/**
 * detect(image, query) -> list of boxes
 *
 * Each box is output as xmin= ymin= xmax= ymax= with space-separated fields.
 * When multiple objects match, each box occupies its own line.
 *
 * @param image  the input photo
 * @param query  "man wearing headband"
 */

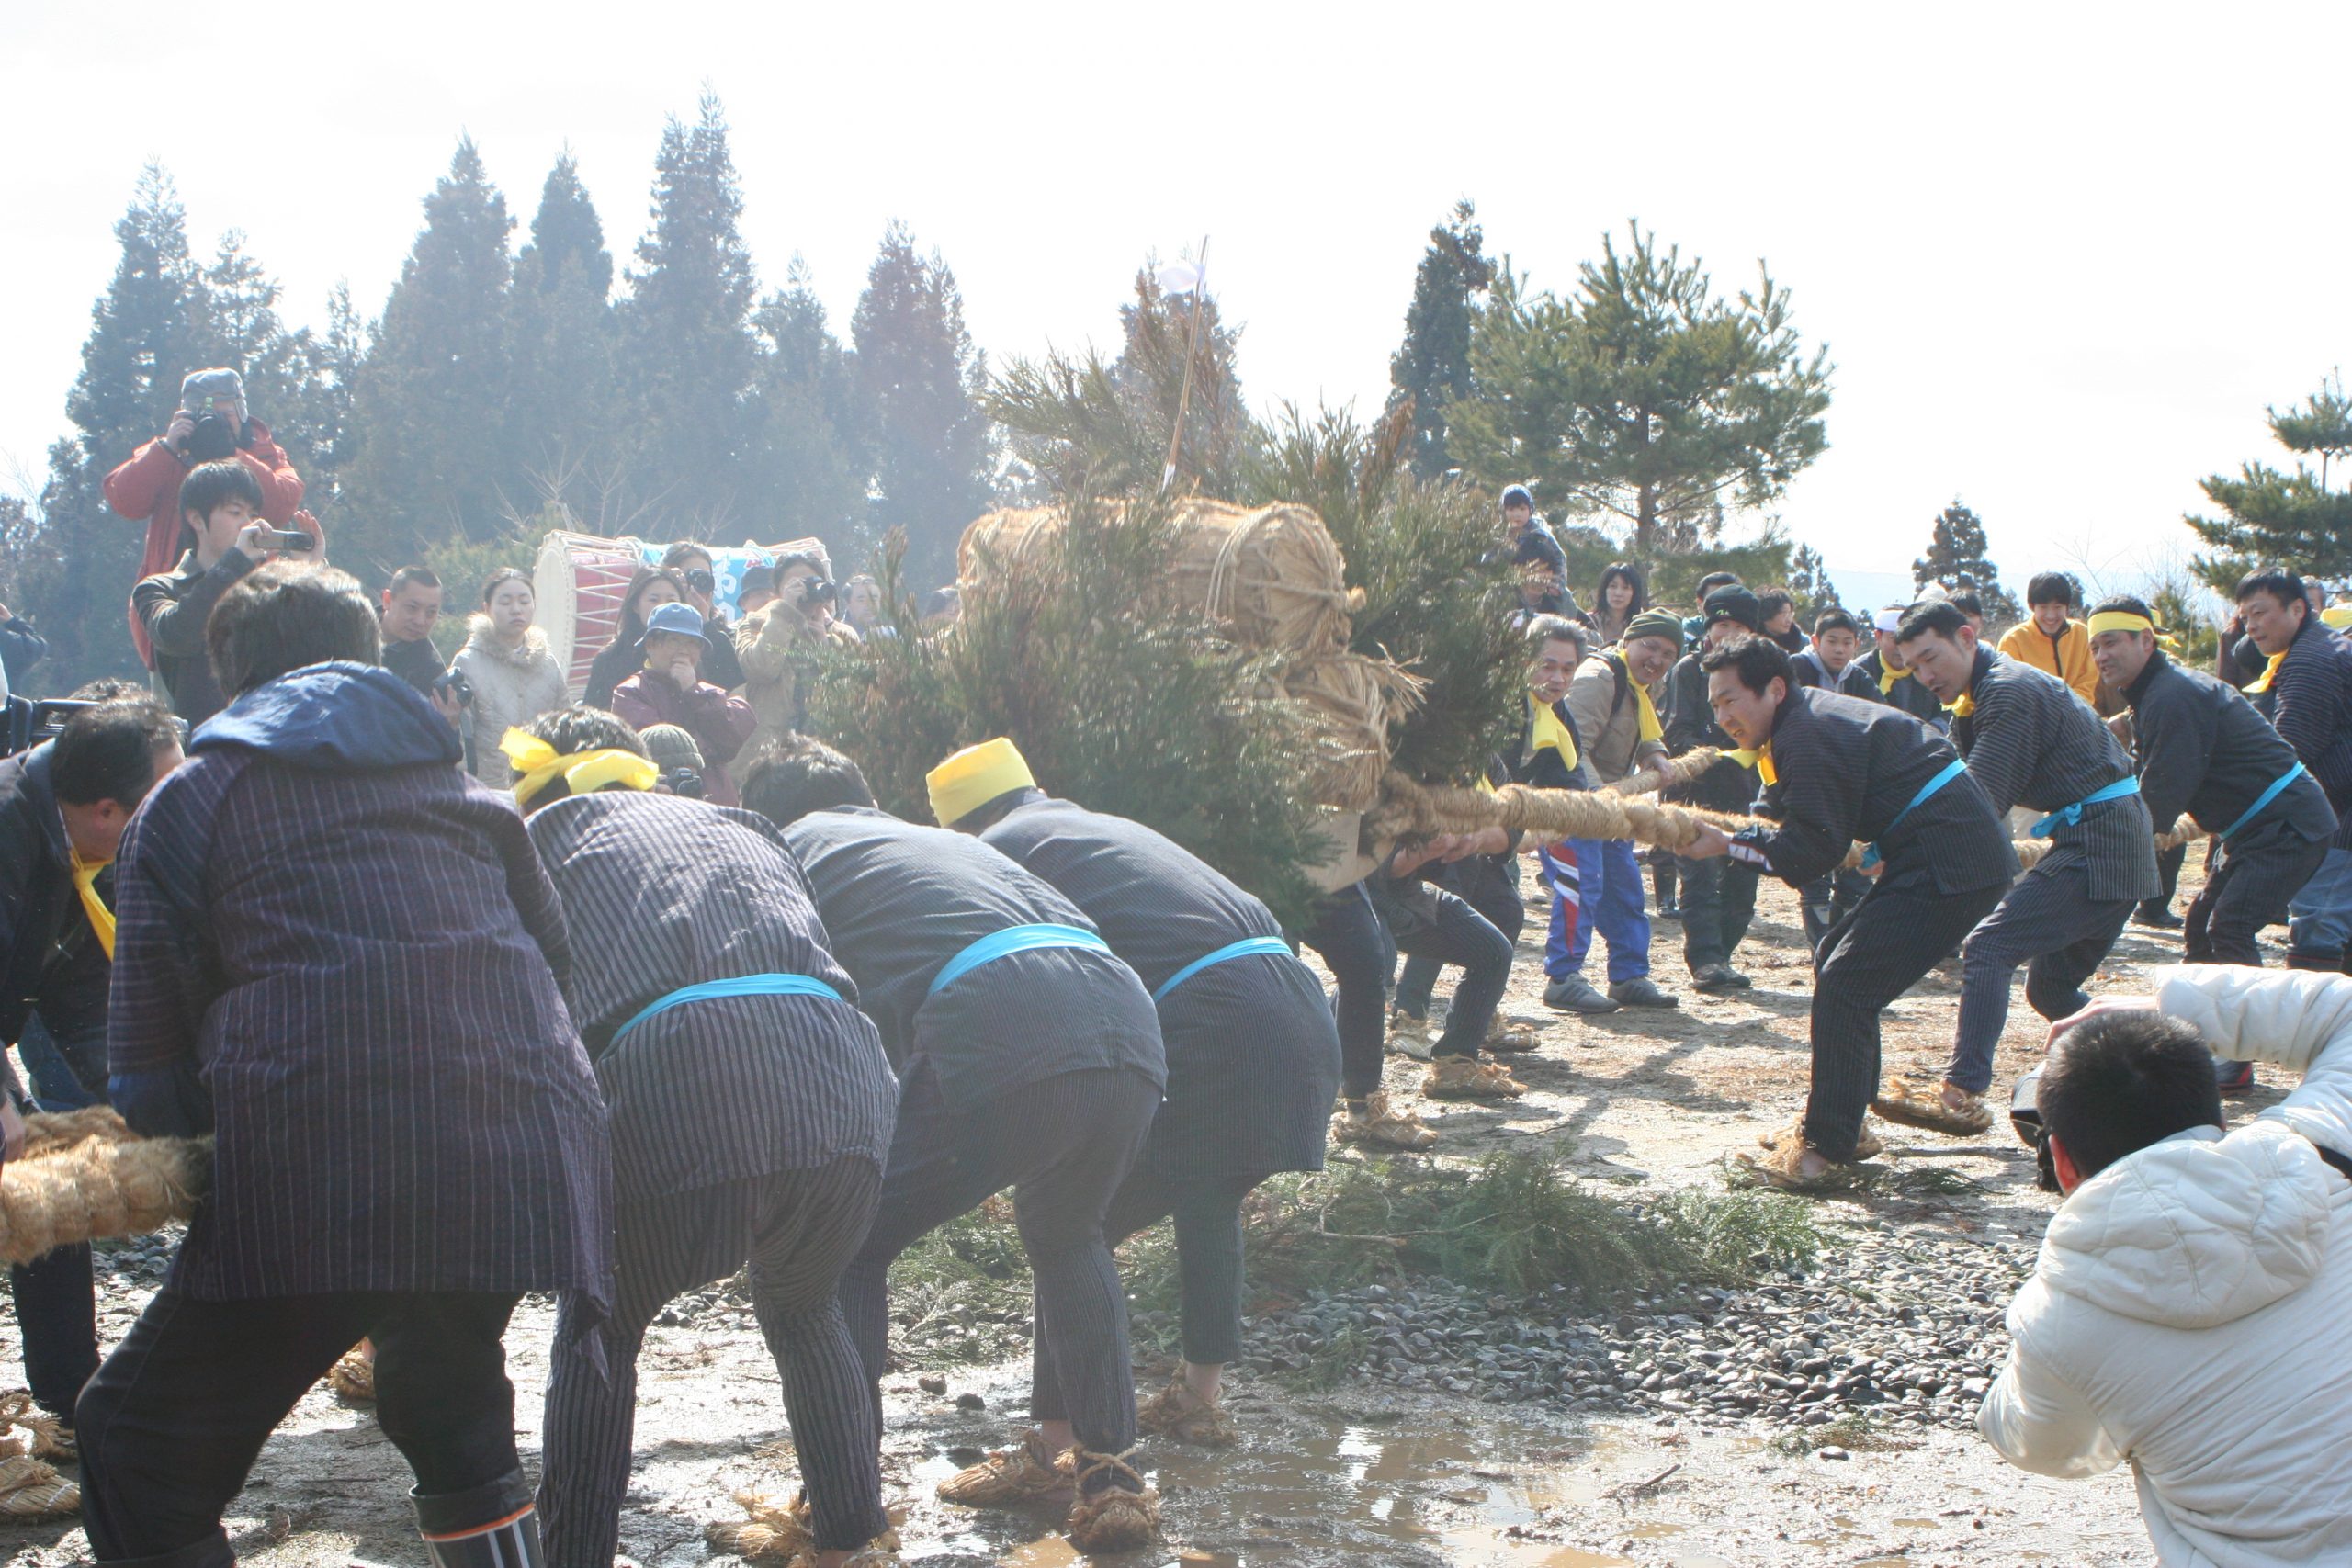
xmin=1887 ymin=602 xmax=2158 ymax=1136
xmin=509 ymin=711 xmax=899 ymax=1568
xmin=1857 ymin=604 xmax=1945 ymax=727
xmin=738 ymin=738 xmax=1167 ymax=1554
xmin=930 ymin=738 xmax=1340 ymax=1446
xmin=2233 ymin=570 xmax=2352 ymax=994
xmin=1683 ymin=636 xmax=2014 ymax=1190
xmin=2087 ymin=594 xmax=2338 ymax=1089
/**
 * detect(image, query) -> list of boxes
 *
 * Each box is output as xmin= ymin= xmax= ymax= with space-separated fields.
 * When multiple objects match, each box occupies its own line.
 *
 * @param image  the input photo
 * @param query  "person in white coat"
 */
xmin=1982 ymin=964 xmax=2352 ymax=1567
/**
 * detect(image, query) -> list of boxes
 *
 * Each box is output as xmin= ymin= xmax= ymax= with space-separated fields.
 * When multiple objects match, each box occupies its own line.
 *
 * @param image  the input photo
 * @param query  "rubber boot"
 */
xmin=415 ymin=1472 xmax=542 ymax=1568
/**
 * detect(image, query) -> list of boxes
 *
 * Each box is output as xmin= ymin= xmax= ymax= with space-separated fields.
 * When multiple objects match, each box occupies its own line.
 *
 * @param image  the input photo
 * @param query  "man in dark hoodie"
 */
xmin=81 ymin=563 xmax=613 ymax=1568
xmin=1663 ymin=586 xmax=1767 ymax=990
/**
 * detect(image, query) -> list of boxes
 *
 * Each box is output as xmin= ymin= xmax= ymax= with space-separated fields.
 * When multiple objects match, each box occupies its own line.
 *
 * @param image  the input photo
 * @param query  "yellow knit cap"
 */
xmin=927 ymin=737 xmax=1036 ymax=826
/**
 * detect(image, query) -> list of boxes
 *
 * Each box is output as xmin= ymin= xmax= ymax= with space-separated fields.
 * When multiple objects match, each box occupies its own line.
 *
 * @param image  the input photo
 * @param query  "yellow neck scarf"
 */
xmin=2245 ymin=650 xmax=2289 ymax=696
xmin=502 ymin=729 xmax=662 ymax=810
xmin=1724 ymin=743 xmax=1777 ymax=786
xmin=1528 ymin=694 xmax=1579 ymax=771
xmin=70 ymin=852 xmax=115 ymax=961
xmin=1946 ymin=690 xmax=1975 ymax=718
xmin=1607 ymin=654 xmax=1664 ymax=742
xmin=1875 ymin=657 xmax=1912 ymax=695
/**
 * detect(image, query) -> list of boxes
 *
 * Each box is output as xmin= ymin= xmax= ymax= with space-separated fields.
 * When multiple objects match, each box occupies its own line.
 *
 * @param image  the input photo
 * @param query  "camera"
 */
xmin=662 ymin=767 xmax=706 ymax=800
xmin=186 ymin=412 xmax=239 ymax=463
xmin=261 ymin=529 xmax=314 ymax=552
xmin=434 ymin=668 xmax=474 ymax=707
xmin=798 ymin=576 xmax=839 ymax=607
xmin=684 ymin=569 xmax=717 ymax=596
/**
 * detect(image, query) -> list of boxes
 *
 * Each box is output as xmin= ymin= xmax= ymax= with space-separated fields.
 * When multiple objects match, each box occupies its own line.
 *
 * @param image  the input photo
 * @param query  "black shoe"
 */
xmin=2215 ymin=1059 xmax=2256 ymax=1094
xmin=1691 ymin=964 xmax=1751 ymax=993
xmin=1609 ymin=976 xmax=1680 ymax=1009
xmin=1655 ymin=898 xmax=1681 ymax=920
xmin=2132 ymin=905 xmax=2185 ymax=931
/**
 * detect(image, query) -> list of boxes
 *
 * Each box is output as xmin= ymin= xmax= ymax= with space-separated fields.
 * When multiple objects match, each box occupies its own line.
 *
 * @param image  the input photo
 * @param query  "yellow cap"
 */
xmin=927 ymin=737 xmax=1036 ymax=826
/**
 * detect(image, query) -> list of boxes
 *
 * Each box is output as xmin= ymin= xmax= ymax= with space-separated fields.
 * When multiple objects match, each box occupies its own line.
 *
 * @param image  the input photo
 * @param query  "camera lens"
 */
xmin=686 ymin=570 xmax=716 ymax=594
xmin=807 ymin=578 xmax=839 ymax=604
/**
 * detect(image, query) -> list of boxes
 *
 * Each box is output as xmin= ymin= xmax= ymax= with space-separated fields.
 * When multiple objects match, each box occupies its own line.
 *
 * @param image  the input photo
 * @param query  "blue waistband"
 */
xmin=1861 ymin=757 xmax=1969 ymax=871
xmin=2220 ymin=761 xmax=2309 ymax=841
xmin=1151 ymin=934 xmax=1295 ymax=1004
xmin=2030 ymin=774 xmax=2142 ymax=838
xmin=611 ymin=973 xmax=844 ymax=1045
xmin=927 ymin=923 xmax=1113 ymax=998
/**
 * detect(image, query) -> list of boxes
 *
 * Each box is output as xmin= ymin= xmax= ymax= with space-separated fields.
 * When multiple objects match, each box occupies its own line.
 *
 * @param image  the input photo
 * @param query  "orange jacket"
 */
xmin=105 ymin=420 xmax=311 ymax=666
xmin=1995 ymin=618 xmax=2104 ymax=708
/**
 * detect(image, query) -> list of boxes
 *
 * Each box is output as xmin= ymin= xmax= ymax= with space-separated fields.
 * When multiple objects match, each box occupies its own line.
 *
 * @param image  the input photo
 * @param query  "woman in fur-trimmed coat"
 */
xmin=451 ymin=570 xmax=571 ymax=789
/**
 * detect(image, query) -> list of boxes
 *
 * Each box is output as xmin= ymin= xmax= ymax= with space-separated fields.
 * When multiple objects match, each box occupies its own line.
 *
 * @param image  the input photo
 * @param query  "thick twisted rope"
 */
xmin=0 ymin=1108 xmax=209 ymax=1267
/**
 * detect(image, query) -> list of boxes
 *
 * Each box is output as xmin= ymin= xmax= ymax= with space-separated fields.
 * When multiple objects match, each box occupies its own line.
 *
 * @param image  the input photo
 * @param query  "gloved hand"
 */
xmin=107 ymin=1062 xmax=214 ymax=1139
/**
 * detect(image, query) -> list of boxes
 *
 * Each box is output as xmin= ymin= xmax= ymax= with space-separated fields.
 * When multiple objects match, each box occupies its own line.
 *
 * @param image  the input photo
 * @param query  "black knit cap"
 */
xmin=1703 ymin=584 xmax=1762 ymax=633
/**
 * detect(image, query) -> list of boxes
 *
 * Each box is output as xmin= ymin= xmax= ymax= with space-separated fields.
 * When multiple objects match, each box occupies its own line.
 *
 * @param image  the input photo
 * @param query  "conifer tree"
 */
xmin=1113 ymin=261 xmax=1250 ymax=498
xmin=508 ymin=152 xmax=620 ymax=522
xmin=1912 ymin=498 xmax=2019 ymax=622
xmin=850 ymin=222 xmax=994 ymax=586
xmin=618 ymin=94 xmax=759 ymax=531
xmin=750 ymin=259 xmax=867 ymax=550
xmin=188 ymin=230 xmax=334 ymax=492
xmin=1386 ymin=199 xmax=1492 ymax=478
xmin=1785 ymin=540 xmax=1842 ymax=623
xmin=340 ymin=138 xmax=516 ymax=568
xmin=2187 ymin=373 xmax=2352 ymax=588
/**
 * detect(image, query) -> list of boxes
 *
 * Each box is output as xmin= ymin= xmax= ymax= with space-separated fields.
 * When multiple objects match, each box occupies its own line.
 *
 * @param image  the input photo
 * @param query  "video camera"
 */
xmin=2 ymin=697 xmax=191 ymax=759
xmin=185 ymin=412 xmax=240 ymax=463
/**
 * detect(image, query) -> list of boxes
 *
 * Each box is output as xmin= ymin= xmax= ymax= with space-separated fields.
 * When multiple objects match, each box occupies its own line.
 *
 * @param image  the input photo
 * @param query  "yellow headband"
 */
xmin=502 ymin=729 xmax=662 ymax=810
xmin=2086 ymin=610 xmax=2159 ymax=637
xmin=927 ymin=737 xmax=1036 ymax=826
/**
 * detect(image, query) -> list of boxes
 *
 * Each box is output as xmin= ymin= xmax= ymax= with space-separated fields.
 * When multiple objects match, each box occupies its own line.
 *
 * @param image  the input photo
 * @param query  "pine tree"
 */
xmin=1912 ymin=499 xmax=2021 ymax=623
xmin=749 ymin=258 xmax=868 ymax=552
xmin=1113 ymin=260 xmax=1249 ymax=498
xmin=2187 ymin=373 xmax=2352 ymax=589
xmin=188 ymin=230 xmax=334 ymax=498
xmin=508 ymin=152 xmax=621 ymax=525
xmin=850 ymin=222 xmax=994 ymax=587
xmin=618 ymin=93 xmax=759 ymax=532
xmin=340 ymin=138 xmax=516 ymax=570
xmin=1450 ymin=223 xmax=1833 ymax=559
xmin=27 ymin=164 xmax=209 ymax=687
xmin=1386 ymin=199 xmax=1493 ymax=478
xmin=1785 ymin=540 xmax=1841 ymax=622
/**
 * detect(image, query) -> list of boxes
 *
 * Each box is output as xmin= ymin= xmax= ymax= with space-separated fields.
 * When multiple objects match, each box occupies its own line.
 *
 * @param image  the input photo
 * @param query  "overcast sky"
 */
xmin=6 ymin=3 xmax=2345 ymax=599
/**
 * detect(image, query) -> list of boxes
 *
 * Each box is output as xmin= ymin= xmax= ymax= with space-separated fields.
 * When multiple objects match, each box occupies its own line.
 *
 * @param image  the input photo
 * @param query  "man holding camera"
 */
xmin=739 ymin=553 xmax=855 ymax=753
xmin=132 ymin=460 xmax=318 ymax=727
xmin=105 ymin=368 xmax=311 ymax=668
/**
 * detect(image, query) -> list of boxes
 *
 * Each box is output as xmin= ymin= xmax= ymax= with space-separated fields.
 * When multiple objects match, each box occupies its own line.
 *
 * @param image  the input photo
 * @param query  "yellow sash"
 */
xmin=502 ymin=730 xmax=662 ymax=809
xmin=1875 ymin=658 xmax=1912 ymax=695
xmin=71 ymin=852 xmax=115 ymax=961
xmin=2245 ymin=651 xmax=2288 ymax=696
xmin=1724 ymin=744 xmax=1777 ymax=787
xmin=1529 ymin=694 xmax=1579 ymax=771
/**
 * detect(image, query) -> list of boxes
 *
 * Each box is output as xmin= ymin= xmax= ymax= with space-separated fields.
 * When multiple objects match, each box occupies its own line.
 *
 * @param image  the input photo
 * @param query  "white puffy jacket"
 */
xmin=1980 ymin=964 xmax=2352 ymax=1567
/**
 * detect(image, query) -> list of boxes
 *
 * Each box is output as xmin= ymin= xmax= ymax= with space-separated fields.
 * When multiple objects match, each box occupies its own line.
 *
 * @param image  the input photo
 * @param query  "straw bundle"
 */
xmin=1368 ymin=773 xmax=1756 ymax=854
xmin=706 ymin=1492 xmax=901 ymax=1567
xmin=1283 ymin=654 xmax=1426 ymax=811
xmin=1607 ymin=748 xmax=1728 ymax=797
xmin=0 ymin=1109 xmax=209 ymax=1267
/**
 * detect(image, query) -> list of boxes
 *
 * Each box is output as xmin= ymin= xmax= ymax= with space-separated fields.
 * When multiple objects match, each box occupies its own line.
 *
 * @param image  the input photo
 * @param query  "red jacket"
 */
xmin=105 ymin=420 xmax=311 ymax=665
xmin=610 ymin=671 xmax=757 ymax=806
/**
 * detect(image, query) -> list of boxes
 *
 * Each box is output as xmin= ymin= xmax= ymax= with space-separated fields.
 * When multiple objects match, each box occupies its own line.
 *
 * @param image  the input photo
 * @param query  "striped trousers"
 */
xmin=539 ymin=1157 xmax=886 ymax=1561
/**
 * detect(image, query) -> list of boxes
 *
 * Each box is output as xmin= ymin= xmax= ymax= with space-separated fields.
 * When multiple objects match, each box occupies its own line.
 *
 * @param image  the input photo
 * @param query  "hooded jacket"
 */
xmin=451 ymin=615 xmax=570 ymax=789
xmin=107 ymin=663 xmax=611 ymax=1303
xmin=0 ymin=744 xmax=110 ymax=1100
xmin=1981 ymin=964 xmax=2352 ymax=1567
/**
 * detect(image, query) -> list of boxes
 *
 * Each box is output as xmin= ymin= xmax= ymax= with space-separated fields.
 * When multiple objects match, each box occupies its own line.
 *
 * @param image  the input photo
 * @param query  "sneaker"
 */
xmin=1387 ymin=1010 xmax=1435 ymax=1061
xmin=1690 ymin=964 xmax=1751 ymax=993
xmin=2215 ymin=1059 xmax=2256 ymax=1094
xmin=935 ymin=1428 xmax=1071 ymax=1507
xmin=1422 ymin=1055 xmax=1526 ymax=1100
xmin=1543 ymin=976 xmax=1621 ymax=1014
xmin=1608 ymin=977 xmax=1680 ymax=1009
xmin=2132 ymin=905 xmax=2186 ymax=931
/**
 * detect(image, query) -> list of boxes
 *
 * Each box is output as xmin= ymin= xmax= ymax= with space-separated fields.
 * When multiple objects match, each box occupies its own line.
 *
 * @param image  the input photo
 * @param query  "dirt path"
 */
xmin=1 ymin=867 xmax=2254 ymax=1566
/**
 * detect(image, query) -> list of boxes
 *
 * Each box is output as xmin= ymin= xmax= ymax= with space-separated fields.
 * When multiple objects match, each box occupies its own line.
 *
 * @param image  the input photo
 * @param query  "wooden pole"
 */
xmin=1159 ymin=236 xmax=1211 ymax=495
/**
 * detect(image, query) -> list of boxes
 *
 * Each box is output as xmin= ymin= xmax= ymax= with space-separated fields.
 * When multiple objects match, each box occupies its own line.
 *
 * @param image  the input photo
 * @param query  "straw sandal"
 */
xmin=704 ymin=1491 xmax=902 ymax=1566
xmin=1387 ymin=1010 xmax=1435 ymax=1061
xmin=1063 ymin=1449 xmax=1161 ymax=1552
xmin=1484 ymin=1019 xmax=1542 ymax=1054
xmin=1734 ymin=1137 xmax=1862 ymax=1194
xmin=326 ymin=1347 xmax=375 ymax=1403
xmin=1871 ymin=1075 xmax=1995 ymax=1137
xmin=1758 ymin=1118 xmax=1883 ymax=1161
xmin=1136 ymin=1378 xmax=1238 ymax=1447
xmin=1422 ymin=1055 xmax=1526 ymax=1100
xmin=0 ymin=1453 xmax=77 ymax=1520
xmin=0 ymin=1393 xmax=74 ymax=1463
xmin=935 ymin=1428 xmax=1071 ymax=1507
xmin=1331 ymin=1091 xmax=1438 ymax=1151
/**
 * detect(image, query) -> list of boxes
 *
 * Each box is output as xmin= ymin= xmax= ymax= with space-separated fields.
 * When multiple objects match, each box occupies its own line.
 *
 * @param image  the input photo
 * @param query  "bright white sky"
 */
xmin=6 ymin=2 xmax=2346 ymax=602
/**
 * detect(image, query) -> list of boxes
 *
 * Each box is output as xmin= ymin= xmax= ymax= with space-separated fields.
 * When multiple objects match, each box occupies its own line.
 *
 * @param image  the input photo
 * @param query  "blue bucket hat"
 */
xmin=638 ymin=601 xmax=711 ymax=648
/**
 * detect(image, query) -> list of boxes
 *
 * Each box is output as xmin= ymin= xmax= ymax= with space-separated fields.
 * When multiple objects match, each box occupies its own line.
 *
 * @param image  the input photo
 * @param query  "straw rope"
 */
xmin=0 ymin=1108 xmax=209 ymax=1267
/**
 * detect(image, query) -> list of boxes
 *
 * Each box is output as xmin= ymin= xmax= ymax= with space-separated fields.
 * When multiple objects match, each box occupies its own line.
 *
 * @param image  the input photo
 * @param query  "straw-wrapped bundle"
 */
xmin=1607 ymin=748 xmax=1728 ymax=798
xmin=0 ymin=1108 xmax=209 ymax=1267
xmin=1368 ymin=772 xmax=1757 ymax=855
xmin=1283 ymin=654 xmax=1426 ymax=811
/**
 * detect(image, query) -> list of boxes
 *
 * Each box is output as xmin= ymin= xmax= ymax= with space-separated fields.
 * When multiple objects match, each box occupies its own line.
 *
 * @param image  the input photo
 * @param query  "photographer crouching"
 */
xmin=739 ymin=553 xmax=859 ymax=753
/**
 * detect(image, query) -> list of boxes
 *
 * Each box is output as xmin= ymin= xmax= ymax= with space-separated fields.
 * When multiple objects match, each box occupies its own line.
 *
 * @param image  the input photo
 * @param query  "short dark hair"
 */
xmin=740 ymin=736 xmax=876 ymax=826
xmin=2026 ymin=571 xmax=2076 ymax=608
xmin=2039 ymin=1010 xmax=2223 ymax=1179
xmin=1757 ymin=586 xmax=1794 ymax=621
xmin=177 ymin=459 xmax=264 ymax=527
xmin=523 ymin=705 xmax=648 ymax=761
xmin=2235 ymin=568 xmax=2308 ymax=610
xmin=51 ymin=699 xmax=178 ymax=807
xmin=1813 ymin=608 xmax=1858 ymax=638
xmin=1523 ymin=614 xmax=1586 ymax=654
xmin=1946 ymin=591 xmax=1983 ymax=619
xmin=1894 ymin=600 xmax=1971 ymax=647
xmin=480 ymin=567 xmax=531 ymax=605
xmin=1695 ymin=570 xmax=1742 ymax=599
xmin=69 ymin=677 xmax=145 ymax=702
xmin=208 ymin=563 xmax=383 ymax=697
xmin=388 ymin=566 xmax=441 ymax=595
xmin=660 ymin=542 xmax=714 ymax=570
xmin=774 ymin=552 xmax=822 ymax=580
xmin=1698 ymin=632 xmax=1792 ymax=694
xmin=2091 ymin=592 xmax=2156 ymax=623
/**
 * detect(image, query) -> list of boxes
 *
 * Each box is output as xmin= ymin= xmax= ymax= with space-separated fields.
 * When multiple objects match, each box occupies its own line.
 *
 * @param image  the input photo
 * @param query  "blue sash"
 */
xmin=927 ymin=923 xmax=1113 ymax=998
xmin=2030 ymin=774 xmax=2141 ymax=838
xmin=1151 ymin=935 xmax=1295 ymax=1004
xmin=2219 ymin=761 xmax=2309 ymax=841
xmin=611 ymin=973 xmax=844 ymax=1045
xmin=1860 ymin=757 xmax=1969 ymax=871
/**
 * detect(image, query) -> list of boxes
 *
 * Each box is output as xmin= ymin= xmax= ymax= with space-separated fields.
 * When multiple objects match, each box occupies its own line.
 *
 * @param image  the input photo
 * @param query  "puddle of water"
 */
xmin=1625 ymin=1520 xmax=1687 ymax=1538
xmin=1892 ymin=1516 xmax=1940 ymax=1528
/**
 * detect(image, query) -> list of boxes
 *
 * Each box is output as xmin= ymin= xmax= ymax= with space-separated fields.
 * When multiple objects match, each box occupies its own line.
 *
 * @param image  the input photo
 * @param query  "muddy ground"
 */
xmin=2 ymin=865 xmax=2267 ymax=1567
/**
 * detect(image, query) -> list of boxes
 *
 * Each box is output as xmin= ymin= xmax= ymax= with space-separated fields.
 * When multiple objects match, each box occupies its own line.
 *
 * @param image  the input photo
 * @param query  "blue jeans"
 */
xmin=2287 ymin=846 xmax=2352 ymax=962
xmin=1544 ymin=839 xmax=1651 ymax=983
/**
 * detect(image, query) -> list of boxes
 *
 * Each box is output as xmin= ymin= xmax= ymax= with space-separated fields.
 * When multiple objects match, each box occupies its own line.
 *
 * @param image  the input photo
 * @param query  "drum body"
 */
xmin=535 ymin=532 xmax=642 ymax=699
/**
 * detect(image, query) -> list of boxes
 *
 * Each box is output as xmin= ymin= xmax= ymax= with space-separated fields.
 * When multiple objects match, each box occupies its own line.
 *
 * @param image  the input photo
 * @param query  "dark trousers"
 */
xmin=838 ymin=1066 xmax=1158 ymax=1459
xmin=542 ymin=1159 xmax=886 ymax=1561
xmin=1300 ymin=886 xmax=1389 ymax=1100
xmin=1799 ymin=867 xmax=1871 ymax=953
xmin=1305 ymin=882 xmax=1510 ymax=1093
xmin=1373 ymin=881 xmax=1512 ymax=1064
xmin=10 ymin=1013 xmax=101 ymax=1418
xmin=1395 ymin=853 xmax=1524 ymax=1021
xmin=1031 ymin=1164 xmax=1262 ymax=1421
xmin=1949 ymin=860 xmax=2135 ymax=1094
xmin=1804 ymin=866 xmax=2007 ymax=1161
xmin=1675 ymin=853 xmax=1758 ymax=972
xmin=2143 ymin=840 xmax=2187 ymax=913
xmin=78 ymin=1290 xmax=521 ymax=1563
xmin=2188 ymin=830 xmax=2331 ymax=966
